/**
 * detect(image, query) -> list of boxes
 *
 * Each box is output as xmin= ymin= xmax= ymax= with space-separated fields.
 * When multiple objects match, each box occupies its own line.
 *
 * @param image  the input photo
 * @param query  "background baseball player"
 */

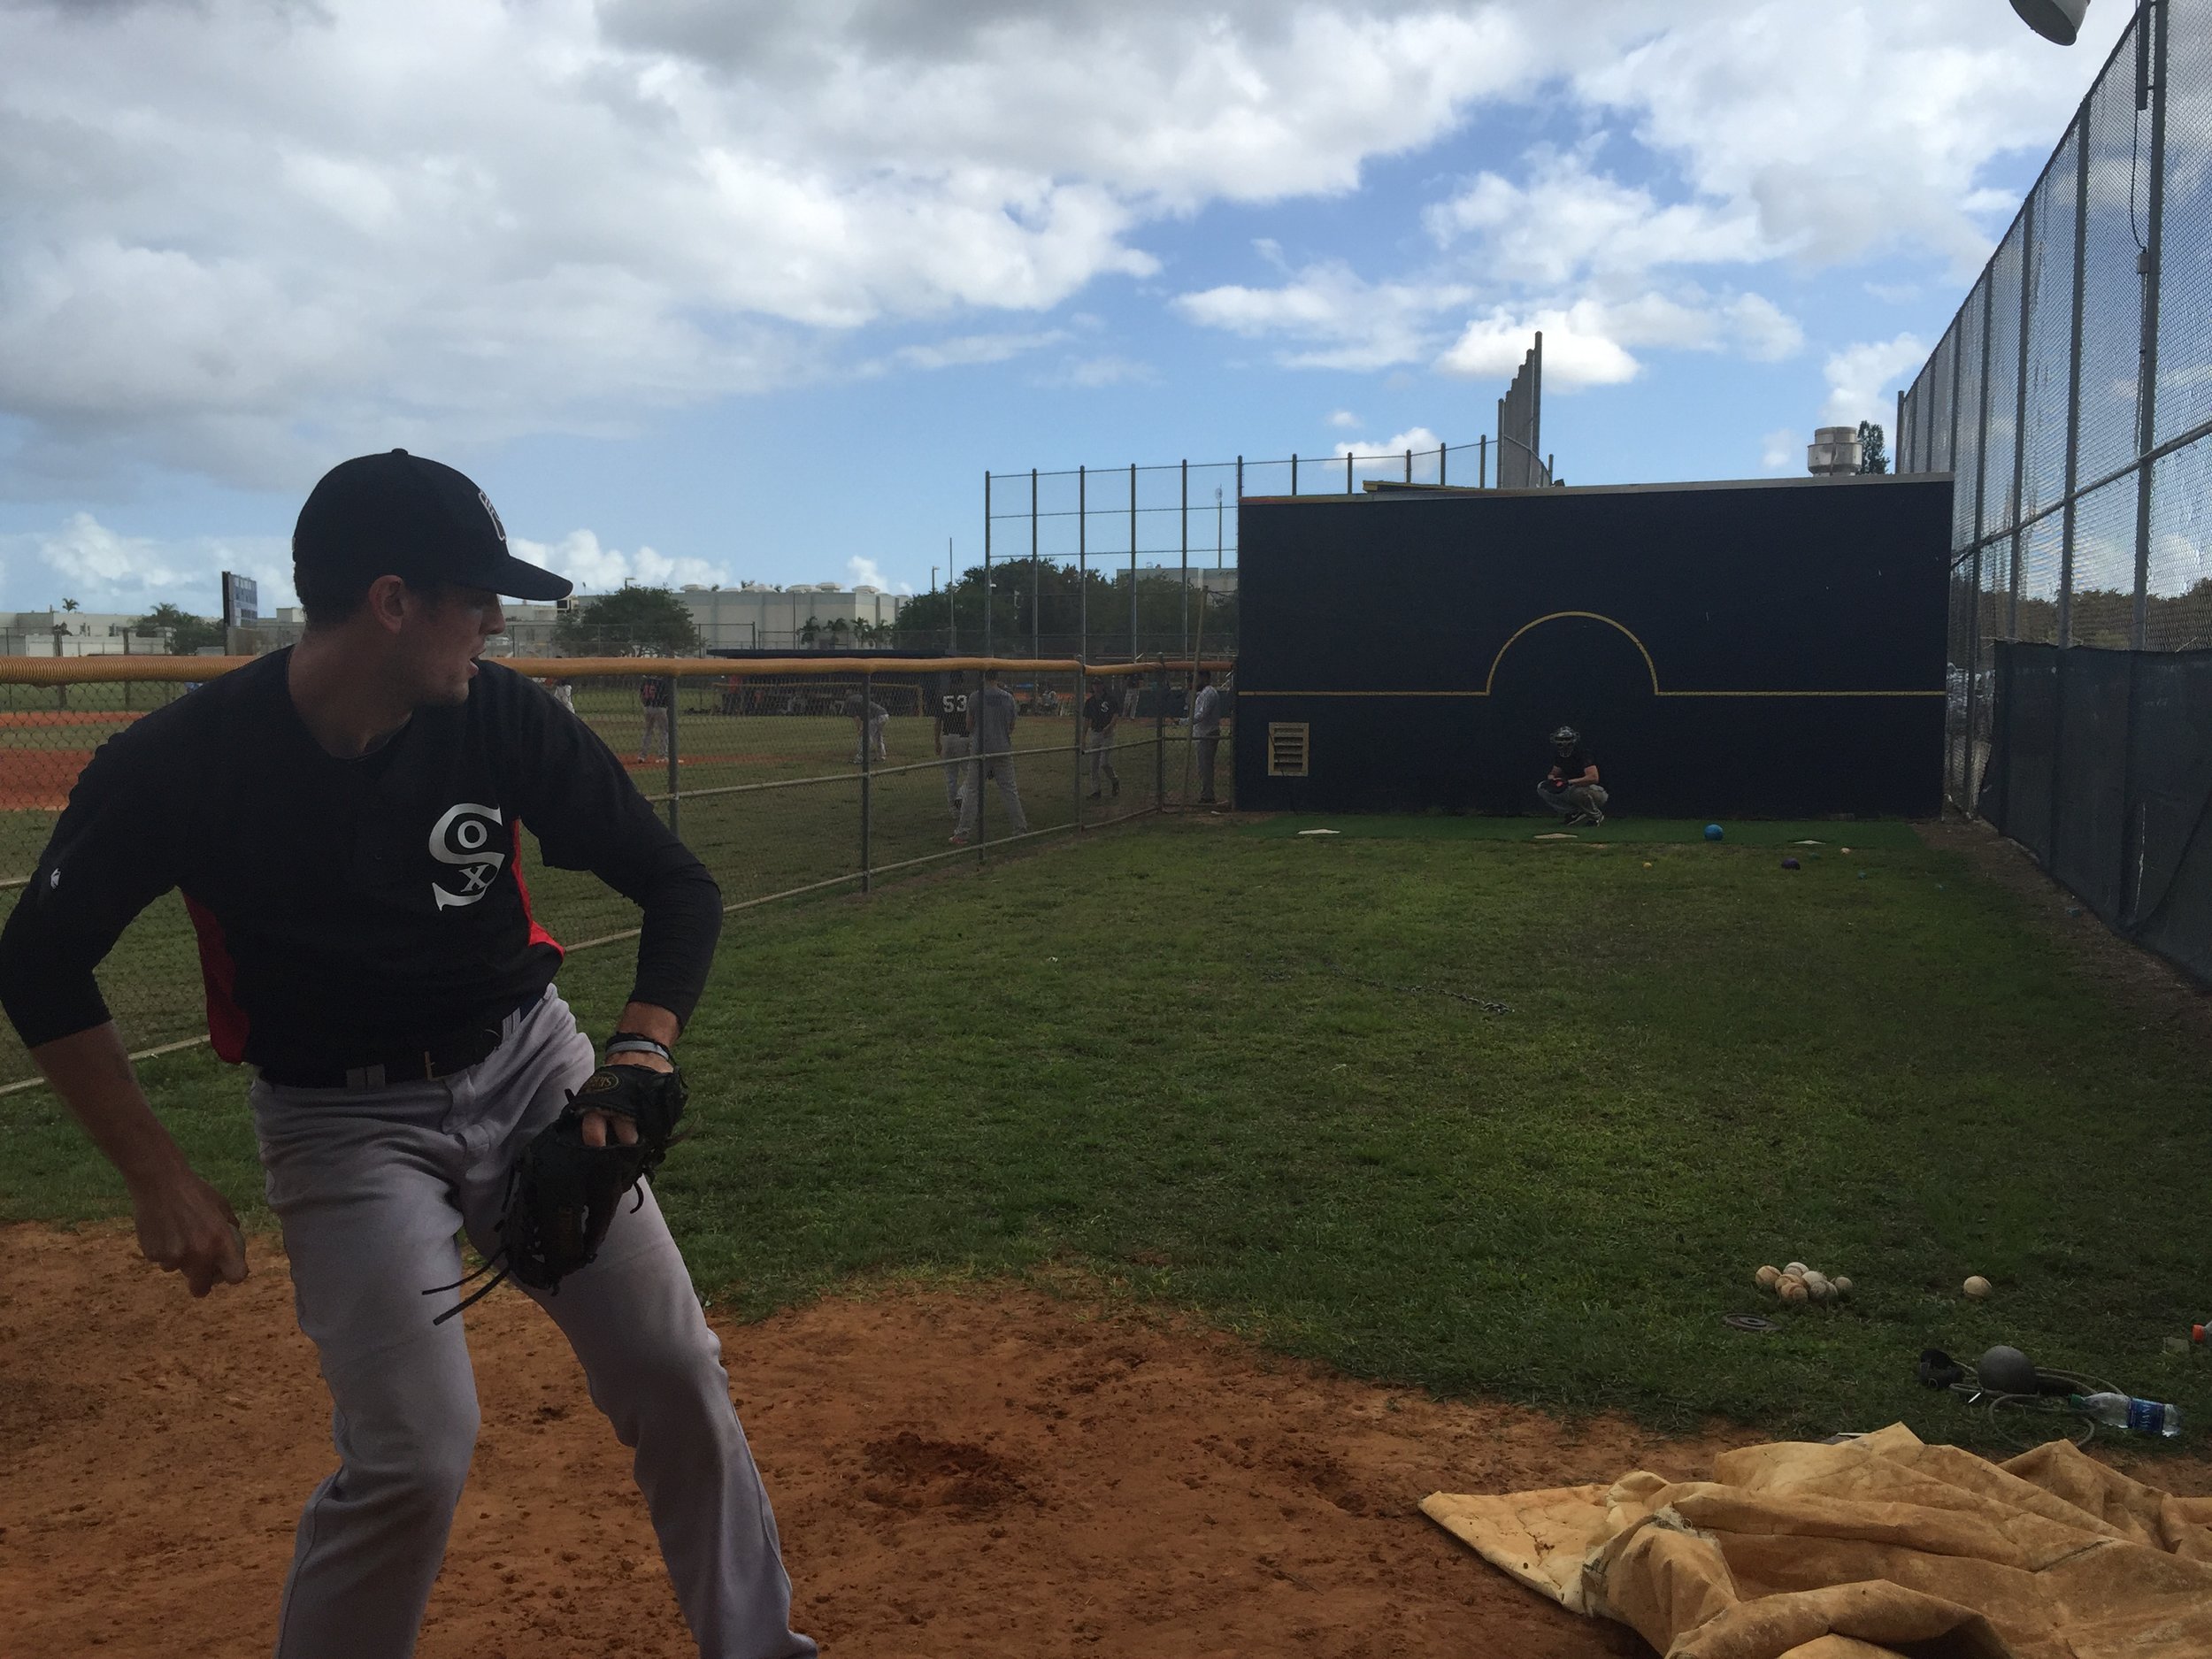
xmin=850 ymin=693 xmax=889 ymax=764
xmin=1539 ymin=724 xmax=1609 ymax=826
xmin=1082 ymin=679 xmax=1120 ymax=802
xmin=0 ymin=450 xmax=813 ymax=1659
xmin=934 ymin=671 xmax=973 ymax=818
xmin=949 ymin=666 xmax=1026 ymax=846
xmin=1191 ymin=668 xmax=1224 ymax=806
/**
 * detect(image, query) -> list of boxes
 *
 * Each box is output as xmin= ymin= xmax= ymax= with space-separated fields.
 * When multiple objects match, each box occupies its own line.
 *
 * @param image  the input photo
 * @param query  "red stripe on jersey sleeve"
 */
xmin=509 ymin=819 xmax=565 ymax=957
xmin=182 ymin=894 xmax=251 ymax=1064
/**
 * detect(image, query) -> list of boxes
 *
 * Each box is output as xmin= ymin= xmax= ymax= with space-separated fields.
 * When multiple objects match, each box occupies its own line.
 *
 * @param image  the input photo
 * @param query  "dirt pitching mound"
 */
xmin=2 ymin=1224 xmax=1766 ymax=1656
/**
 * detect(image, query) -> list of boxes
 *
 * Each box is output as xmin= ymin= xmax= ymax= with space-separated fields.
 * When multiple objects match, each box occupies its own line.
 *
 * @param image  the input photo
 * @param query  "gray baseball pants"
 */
xmin=955 ymin=752 xmax=1027 ymax=837
xmin=1088 ymin=727 xmax=1118 ymax=791
xmin=1538 ymin=781 xmax=1609 ymax=818
xmin=940 ymin=732 xmax=972 ymax=812
xmin=1194 ymin=733 xmax=1220 ymax=803
xmin=250 ymin=989 xmax=813 ymax=1659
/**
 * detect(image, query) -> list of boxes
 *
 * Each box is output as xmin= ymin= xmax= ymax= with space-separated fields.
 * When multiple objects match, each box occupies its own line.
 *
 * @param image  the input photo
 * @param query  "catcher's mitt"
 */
xmin=426 ymin=1063 xmax=686 ymax=1324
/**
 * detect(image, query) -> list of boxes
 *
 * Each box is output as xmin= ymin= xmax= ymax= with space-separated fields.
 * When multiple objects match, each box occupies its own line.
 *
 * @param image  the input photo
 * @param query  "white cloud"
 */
xmin=846 ymin=555 xmax=914 ymax=595
xmin=1423 ymin=142 xmax=1778 ymax=283
xmin=0 ymin=0 xmax=2128 ymax=495
xmin=1760 ymin=426 xmax=1801 ymax=472
xmin=1435 ymin=305 xmax=1637 ymax=389
xmin=1053 ymin=355 xmax=1158 ymax=388
xmin=1823 ymin=333 xmax=1927 ymax=426
xmin=1174 ymin=263 xmax=1473 ymax=370
xmin=884 ymin=330 xmax=1071 ymax=373
xmin=0 ymin=514 xmax=291 ymax=614
xmin=1327 ymin=409 xmax=1361 ymax=429
xmin=509 ymin=529 xmax=731 ymax=595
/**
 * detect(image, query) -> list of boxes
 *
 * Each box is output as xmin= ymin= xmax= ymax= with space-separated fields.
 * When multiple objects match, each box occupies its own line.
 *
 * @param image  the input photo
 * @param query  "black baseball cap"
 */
xmin=294 ymin=449 xmax=572 ymax=602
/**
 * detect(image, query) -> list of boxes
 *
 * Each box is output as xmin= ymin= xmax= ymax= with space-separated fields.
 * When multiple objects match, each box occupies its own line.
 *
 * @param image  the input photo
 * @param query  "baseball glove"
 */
xmin=426 ymin=1063 xmax=686 ymax=1324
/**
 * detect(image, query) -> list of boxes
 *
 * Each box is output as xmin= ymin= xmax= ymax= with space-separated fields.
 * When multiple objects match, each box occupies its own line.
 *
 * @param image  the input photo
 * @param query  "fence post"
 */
xmin=1154 ymin=664 xmax=1165 ymax=811
xmin=664 ymin=670 xmax=680 ymax=835
xmin=1346 ymin=452 xmax=1354 ymax=494
xmin=1179 ymin=459 xmax=1189 ymax=663
xmin=859 ymin=669 xmax=872 ymax=894
xmin=1291 ymin=453 xmax=1298 ymax=495
xmin=2059 ymin=101 xmax=2091 ymax=649
xmin=1074 ymin=662 xmax=1087 ymax=831
xmin=2007 ymin=191 xmax=2036 ymax=638
xmin=1030 ymin=468 xmax=1041 ymax=664
xmin=1479 ymin=434 xmax=1487 ymax=488
xmin=1405 ymin=448 xmax=1412 ymax=483
xmin=1440 ymin=442 xmax=1448 ymax=487
xmin=983 ymin=470 xmax=994 ymax=658
xmin=2131 ymin=0 xmax=2170 ymax=649
xmin=1129 ymin=462 xmax=1138 ymax=663
xmin=1078 ymin=464 xmax=1087 ymax=666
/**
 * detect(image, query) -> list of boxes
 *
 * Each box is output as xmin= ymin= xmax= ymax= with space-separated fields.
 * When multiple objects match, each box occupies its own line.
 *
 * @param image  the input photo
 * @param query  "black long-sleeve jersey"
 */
xmin=0 ymin=651 xmax=720 ymax=1074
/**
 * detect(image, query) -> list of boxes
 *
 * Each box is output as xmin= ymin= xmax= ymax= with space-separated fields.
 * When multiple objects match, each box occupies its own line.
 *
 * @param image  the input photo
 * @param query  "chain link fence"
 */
xmin=1898 ymin=0 xmax=2212 ymax=984
xmin=0 ymin=655 xmax=1234 ymax=1090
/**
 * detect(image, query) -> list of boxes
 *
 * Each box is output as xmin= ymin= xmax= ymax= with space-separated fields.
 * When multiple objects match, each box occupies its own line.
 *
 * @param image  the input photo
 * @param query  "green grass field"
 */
xmin=6 ymin=817 xmax=2208 ymax=1448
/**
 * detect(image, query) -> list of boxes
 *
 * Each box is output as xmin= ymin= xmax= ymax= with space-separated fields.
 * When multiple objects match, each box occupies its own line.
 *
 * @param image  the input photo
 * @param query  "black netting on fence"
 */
xmin=1978 ymin=641 xmax=2212 ymax=983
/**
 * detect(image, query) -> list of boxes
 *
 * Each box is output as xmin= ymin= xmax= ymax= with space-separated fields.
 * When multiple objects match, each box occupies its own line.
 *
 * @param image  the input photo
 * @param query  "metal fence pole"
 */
xmin=2007 ymin=193 xmax=2036 ymax=638
xmin=1030 ymin=468 xmax=1040 ymax=664
xmin=1074 ymin=662 xmax=1087 ymax=831
xmin=2059 ymin=104 xmax=2091 ymax=649
xmin=1404 ymin=448 xmax=1412 ymax=483
xmin=1291 ymin=453 xmax=1298 ymax=495
xmin=2131 ymin=0 xmax=2170 ymax=649
xmin=1346 ymin=451 xmax=1354 ymax=494
xmin=1129 ymin=462 xmax=1138 ymax=663
xmin=859 ymin=669 xmax=872 ymax=893
xmin=1078 ymin=464 xmax=1087 ymax=665
xmin=665 ymin=672 xmax=680 ymax=836
xmin=1154 ymin=664 xmax=1165 ymax=811
xmin=1964 ymin=281 xmax=1996 ymax=810
xmin=983 ymin=471 xmax=994 ymax=659
xmin=1479 ymin=434 xmax=1488 ymax=488
xmin=1179 ymin=459 xmax=1189 ymax=662
xmin=1440 ymin=442 xmax=1448 ymax=487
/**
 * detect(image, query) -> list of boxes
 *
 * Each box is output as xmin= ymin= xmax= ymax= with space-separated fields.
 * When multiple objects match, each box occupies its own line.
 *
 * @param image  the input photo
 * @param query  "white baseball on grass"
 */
xmin=1755 ymin=1265 xmax=1782 ymax=1290
xmin=1963 ymin=1275 xmax=1992 ymax=1299
xmin=1785 ymin=1261 xmax=1808 ymax=1279
xmin=1832 ymin=1276 xmax=1854 ymax=1297
xmin=1778 ymin=1278 xmax=1809 ymax=1307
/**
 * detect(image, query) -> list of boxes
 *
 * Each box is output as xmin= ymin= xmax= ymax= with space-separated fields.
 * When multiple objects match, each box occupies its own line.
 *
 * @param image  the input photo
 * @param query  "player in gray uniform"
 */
xmin=934 ymin=672 xmax=973 ymax=817
xmin=949 ymin=667 xmax=1027 ymax=844
xmin=850 ymin=695 xmax=889 ymax=764
xmin=1191 ymin=669 xmax=1225 ymax=805
xmin=1082 ymin=680 xmax=1120 ymax=801
xmin=0 ymin=451 xmax=813 ymax=1659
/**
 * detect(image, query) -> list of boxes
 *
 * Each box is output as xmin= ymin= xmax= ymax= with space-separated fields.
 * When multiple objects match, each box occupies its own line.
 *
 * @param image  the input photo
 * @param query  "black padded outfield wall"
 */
xmin=1977 ymin=642 xmax=2212 ymax=987
xmin=1234 ymin=475 xmax=1953 ymax=819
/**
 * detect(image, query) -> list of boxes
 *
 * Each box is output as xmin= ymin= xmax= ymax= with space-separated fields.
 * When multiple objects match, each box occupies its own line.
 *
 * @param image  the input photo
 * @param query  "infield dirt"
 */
xmin=1 ymin=1223 xmax=1722 ymax=1657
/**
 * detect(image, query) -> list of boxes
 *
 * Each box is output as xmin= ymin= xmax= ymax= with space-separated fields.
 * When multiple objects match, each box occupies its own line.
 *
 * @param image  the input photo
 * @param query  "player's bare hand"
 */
xmin=127 ymin=1166 xmax=248 ymax=1298
xmin=580 ymin=1107 xmax=641 ymax=1148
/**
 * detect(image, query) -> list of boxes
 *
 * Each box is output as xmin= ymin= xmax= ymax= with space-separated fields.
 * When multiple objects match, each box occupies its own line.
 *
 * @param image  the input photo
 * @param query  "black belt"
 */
xmin=257 ymin=989 xmax=546 ymax=1090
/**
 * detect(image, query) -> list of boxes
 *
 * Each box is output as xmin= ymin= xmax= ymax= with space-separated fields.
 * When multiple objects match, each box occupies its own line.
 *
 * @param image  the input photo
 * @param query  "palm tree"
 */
xmin=825 ymin=617 xmax=851 ymax=650
xmin=799 ymin=616 xmax=821 ymax=649
xmin=61 ymin=597 xmax=80 ymax=612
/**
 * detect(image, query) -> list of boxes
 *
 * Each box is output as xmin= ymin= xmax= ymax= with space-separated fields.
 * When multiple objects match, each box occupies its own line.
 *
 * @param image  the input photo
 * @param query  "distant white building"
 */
xmin=0 ymin=610 xmax=171 ymax=657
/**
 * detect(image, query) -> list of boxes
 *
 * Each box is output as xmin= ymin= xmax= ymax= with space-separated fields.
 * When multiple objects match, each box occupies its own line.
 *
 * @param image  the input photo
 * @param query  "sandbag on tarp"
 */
xmin=1422 ymin=1423 xmax=2212 ymax=1659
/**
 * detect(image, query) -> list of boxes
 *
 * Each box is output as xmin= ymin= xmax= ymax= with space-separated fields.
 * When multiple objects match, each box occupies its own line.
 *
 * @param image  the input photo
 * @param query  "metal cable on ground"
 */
xmin=1952 ymin=1364 xmax=2124 ymax=1450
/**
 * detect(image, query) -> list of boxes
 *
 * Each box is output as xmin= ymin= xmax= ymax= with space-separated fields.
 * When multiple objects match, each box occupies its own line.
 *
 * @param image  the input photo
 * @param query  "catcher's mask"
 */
xmin=1550 ymin=725 xmax=1580 ymax=757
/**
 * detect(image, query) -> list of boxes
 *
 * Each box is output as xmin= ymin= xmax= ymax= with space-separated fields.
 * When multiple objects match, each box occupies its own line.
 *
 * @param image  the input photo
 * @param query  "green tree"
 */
xmin=553 ymin=586 xmax=701 ymax=656
xmin=799 ymin=616 xmax=821 ymax=648
xmin=1857 ymin=421 xmax=1889 ymax=474
xmin=132 ymin=602 xmax=227 ymax=655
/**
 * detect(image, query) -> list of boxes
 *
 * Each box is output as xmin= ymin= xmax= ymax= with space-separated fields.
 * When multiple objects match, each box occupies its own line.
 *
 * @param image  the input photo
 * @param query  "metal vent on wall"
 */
xmin=1267 ymin=723 xmax=1310 ymax=778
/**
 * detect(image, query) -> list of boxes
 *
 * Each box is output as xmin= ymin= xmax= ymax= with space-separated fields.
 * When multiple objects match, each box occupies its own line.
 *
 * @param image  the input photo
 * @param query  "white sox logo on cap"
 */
xmin=428 ymin=802 xmax=507 ymax=910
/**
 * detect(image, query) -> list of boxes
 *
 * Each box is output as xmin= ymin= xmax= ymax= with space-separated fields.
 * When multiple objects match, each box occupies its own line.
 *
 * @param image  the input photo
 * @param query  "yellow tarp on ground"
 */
xmin=1423 ymin=1423 xmax=2212 ymax=1659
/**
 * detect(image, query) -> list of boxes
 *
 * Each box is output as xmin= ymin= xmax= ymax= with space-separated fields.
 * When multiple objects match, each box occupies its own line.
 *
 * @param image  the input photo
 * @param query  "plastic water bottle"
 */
xmin=2072 ymin=1392 xmax=2183 ymax=1438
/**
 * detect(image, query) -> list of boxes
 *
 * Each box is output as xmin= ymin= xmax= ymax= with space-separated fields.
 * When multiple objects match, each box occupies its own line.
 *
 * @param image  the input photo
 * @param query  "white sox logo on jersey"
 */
xmin=429 ymin=803 xmax=506 ymax=910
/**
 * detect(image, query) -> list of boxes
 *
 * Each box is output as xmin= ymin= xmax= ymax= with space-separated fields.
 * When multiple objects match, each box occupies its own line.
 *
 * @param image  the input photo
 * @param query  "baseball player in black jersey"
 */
xmin=0 ymin=451 xmax=813 ymax=1659
xmin=934 ymin=671 xmax=973 ymax=817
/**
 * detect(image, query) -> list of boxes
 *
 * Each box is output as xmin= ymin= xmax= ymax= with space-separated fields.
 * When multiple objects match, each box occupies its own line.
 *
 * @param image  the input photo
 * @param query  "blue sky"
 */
xmin=0 ymin=0 xmax=2130 ymax=613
